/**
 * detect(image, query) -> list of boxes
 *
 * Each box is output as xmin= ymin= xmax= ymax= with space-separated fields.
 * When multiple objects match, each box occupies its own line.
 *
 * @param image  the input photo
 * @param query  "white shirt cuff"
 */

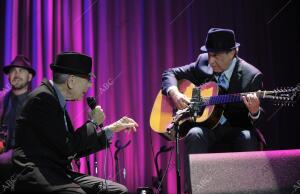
xmin=103 ymin=126 xmax=114 ymax=140
xmin=166 ymin=86 xmax=178 ymax=96
xmin=249 ymin=109 xmax=261 ymax=120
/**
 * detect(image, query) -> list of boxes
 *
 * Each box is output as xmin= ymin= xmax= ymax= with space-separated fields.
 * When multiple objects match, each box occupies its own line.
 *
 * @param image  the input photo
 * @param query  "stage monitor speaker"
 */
xmin=189 ymin=149 xmax=300 ymax=194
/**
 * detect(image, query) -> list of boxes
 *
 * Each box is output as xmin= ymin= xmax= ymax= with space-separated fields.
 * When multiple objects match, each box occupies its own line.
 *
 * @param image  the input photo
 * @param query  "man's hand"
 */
xmin=242 ymin=93 xmax=260 ymax=115
xmin=89 ymin=105 xmax=105 ymax=125
xmin=169 ymin=88 xmax=190 ymax=110
xmin=106 ymin=116 xmax=138 ymax=133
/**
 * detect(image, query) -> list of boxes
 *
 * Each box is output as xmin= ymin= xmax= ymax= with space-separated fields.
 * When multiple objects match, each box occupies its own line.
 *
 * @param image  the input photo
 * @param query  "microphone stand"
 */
xmin=167 ymin=108 xmax=192 ymax=194
xmin=114 ymin=140 xmax=131 ymax=183
xmin=153 ymin=145 xmax=174 ymax=193
xmin=172 ymin=114 xmax=183 ymax=194
xmin=172 ymin=87 xmax=203 ymax=194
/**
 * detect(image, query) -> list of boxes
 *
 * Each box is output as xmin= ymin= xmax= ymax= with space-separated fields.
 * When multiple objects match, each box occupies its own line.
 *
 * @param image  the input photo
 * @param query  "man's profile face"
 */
xmin=69 ymin=75 xmax=92 ymax=100
xmin=8 ymin=67 xmax=32 ymax=90
xmin=208 ymin=50 xmax=235 ymax=73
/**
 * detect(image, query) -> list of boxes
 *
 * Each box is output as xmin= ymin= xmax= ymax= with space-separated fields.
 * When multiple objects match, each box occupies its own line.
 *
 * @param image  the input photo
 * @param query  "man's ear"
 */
xmin=229 ymin=49 xmax=236 ymax=58
xmin=67 ymin=75 xmax=76 ymax=89
xmin=28 ymin=73 xmax=33 ymax=82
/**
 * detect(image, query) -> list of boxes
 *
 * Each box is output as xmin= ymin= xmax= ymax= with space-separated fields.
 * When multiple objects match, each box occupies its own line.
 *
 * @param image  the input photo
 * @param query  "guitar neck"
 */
xmin=204 ymin=91 xmax=269 ymax=106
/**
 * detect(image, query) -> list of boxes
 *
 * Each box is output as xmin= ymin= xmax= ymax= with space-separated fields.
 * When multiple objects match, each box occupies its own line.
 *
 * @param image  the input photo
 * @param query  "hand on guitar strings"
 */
xmin=169 ymin=88 xmax=190 ymax=110
xmin=242 ymin=92 xmax=260 ymax=115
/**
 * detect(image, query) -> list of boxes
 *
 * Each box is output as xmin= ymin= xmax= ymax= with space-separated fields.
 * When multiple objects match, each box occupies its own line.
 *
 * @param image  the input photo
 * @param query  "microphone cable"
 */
xmin=87 ymin=97 xmax=109 ymax=193
xmin=103 ymin=134 xmax=109 ymax=193
xmin=157 ymin=147 xmax=174 ymax=193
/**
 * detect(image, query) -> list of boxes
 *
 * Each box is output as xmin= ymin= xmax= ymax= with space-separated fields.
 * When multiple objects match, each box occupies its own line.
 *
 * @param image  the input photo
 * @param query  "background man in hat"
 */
xmin=0 ymin=55 xmax=35 ymax=153
xmin=0 ymin=55 xmax=35 ymax=188
xmin=161 ymin=28 xmax=264 ymax=193
xmin=12 ymin=51 xmax=138 ymax=193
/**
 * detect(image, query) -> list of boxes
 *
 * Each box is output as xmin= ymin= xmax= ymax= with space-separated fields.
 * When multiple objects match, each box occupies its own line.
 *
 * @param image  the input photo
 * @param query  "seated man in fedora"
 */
xmin=161 ymin=28 xmax=265 ymax=193
xmin=12 ymin=51 xmax=138 ymax=193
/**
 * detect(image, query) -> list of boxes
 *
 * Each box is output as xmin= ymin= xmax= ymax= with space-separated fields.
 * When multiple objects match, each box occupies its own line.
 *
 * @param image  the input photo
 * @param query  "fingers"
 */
xmin=175 ymin=95 xmax=190 ymax=110
xmin=120 ymin=116 xmax=139 ymax=127
xmin=94 ymin=106 xmax=105 ymax=115
xmin=120 ymin=117 xmax=138 ymax=132
xmin=243 ymin=93 xmax=260 ymax=114
xmin=243 ymin=93 xmax=259 ymax=105
xmin=90 ymin=105 xmax=105 ymax=124
xmin=181 ymin=96 xmax=190 ymax=106
xmin=170 ymin=91 xmax=190 ymax=110
xmin=108 ymin=116 xmax=138 ymax=133
xmin=242 ymin=96 xmax=248 ymax=106
xmin=122 ymin=123 xmax=137 ymax=132
xmin=115 ymin=125 xmax=136 ymax=133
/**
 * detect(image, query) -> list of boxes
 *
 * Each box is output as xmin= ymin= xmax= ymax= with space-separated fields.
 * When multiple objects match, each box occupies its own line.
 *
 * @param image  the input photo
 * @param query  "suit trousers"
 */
xmin=13 ymin=166 xmax=128 ymax=194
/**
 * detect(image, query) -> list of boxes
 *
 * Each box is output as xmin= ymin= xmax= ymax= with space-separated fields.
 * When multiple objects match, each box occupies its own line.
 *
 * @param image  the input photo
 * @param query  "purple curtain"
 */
xmin=1 ymin=0 xmax=299 ymax=193
xmin=0 ymin=0 xmax=195 ymax=193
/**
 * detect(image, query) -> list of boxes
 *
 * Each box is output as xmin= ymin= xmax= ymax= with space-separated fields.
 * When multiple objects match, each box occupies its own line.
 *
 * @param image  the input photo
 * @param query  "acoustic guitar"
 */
xmin=150 ymin=80 xmax=299 ymax=141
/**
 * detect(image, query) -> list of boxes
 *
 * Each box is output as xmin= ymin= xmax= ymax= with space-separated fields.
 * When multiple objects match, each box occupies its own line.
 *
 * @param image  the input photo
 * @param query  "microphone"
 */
xmin=87 ymin=97 xmax=97 ymax=110
xmin=87 ymin=97 xmax=103 ymax=128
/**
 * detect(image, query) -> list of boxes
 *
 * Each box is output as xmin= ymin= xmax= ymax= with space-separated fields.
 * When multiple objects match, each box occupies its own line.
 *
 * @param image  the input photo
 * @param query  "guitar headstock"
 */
xmin=261 ymin=83 xmax=300 ymax=106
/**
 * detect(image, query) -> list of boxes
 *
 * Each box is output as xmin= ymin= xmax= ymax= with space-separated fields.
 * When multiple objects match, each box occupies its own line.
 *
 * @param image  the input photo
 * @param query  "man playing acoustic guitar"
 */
xmin=161 ymin=28 xmax=264 ymax=193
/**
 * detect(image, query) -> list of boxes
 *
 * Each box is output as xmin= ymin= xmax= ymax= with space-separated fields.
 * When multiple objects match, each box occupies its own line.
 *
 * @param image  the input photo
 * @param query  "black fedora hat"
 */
xmin=200 ymin=28 xmax=240 ymax=52
xmin=50 ymin=51 xmax=95 ymax=77
xmin=3 ymin=55 xmax=36 ymax=76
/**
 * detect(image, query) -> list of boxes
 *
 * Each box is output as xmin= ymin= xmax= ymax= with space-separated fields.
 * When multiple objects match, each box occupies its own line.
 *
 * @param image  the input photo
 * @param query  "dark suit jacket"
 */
xmin=162 ymin=53 xmax=264 ymax=130
xmin=13 ymin=79 xmax=108 ymax=171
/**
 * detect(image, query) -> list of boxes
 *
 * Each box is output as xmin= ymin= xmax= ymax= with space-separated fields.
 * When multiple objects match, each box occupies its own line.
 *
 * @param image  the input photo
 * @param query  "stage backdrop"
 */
xmin=0 ymin=0 xmax=299 ymax=193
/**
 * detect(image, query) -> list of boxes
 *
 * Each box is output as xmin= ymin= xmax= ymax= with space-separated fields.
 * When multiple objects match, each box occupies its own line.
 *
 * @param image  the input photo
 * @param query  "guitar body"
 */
xmin=150 ymin=80 xmax=299 ymax=141
xmin=150 ymin=80 xmax=224 ymax=141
